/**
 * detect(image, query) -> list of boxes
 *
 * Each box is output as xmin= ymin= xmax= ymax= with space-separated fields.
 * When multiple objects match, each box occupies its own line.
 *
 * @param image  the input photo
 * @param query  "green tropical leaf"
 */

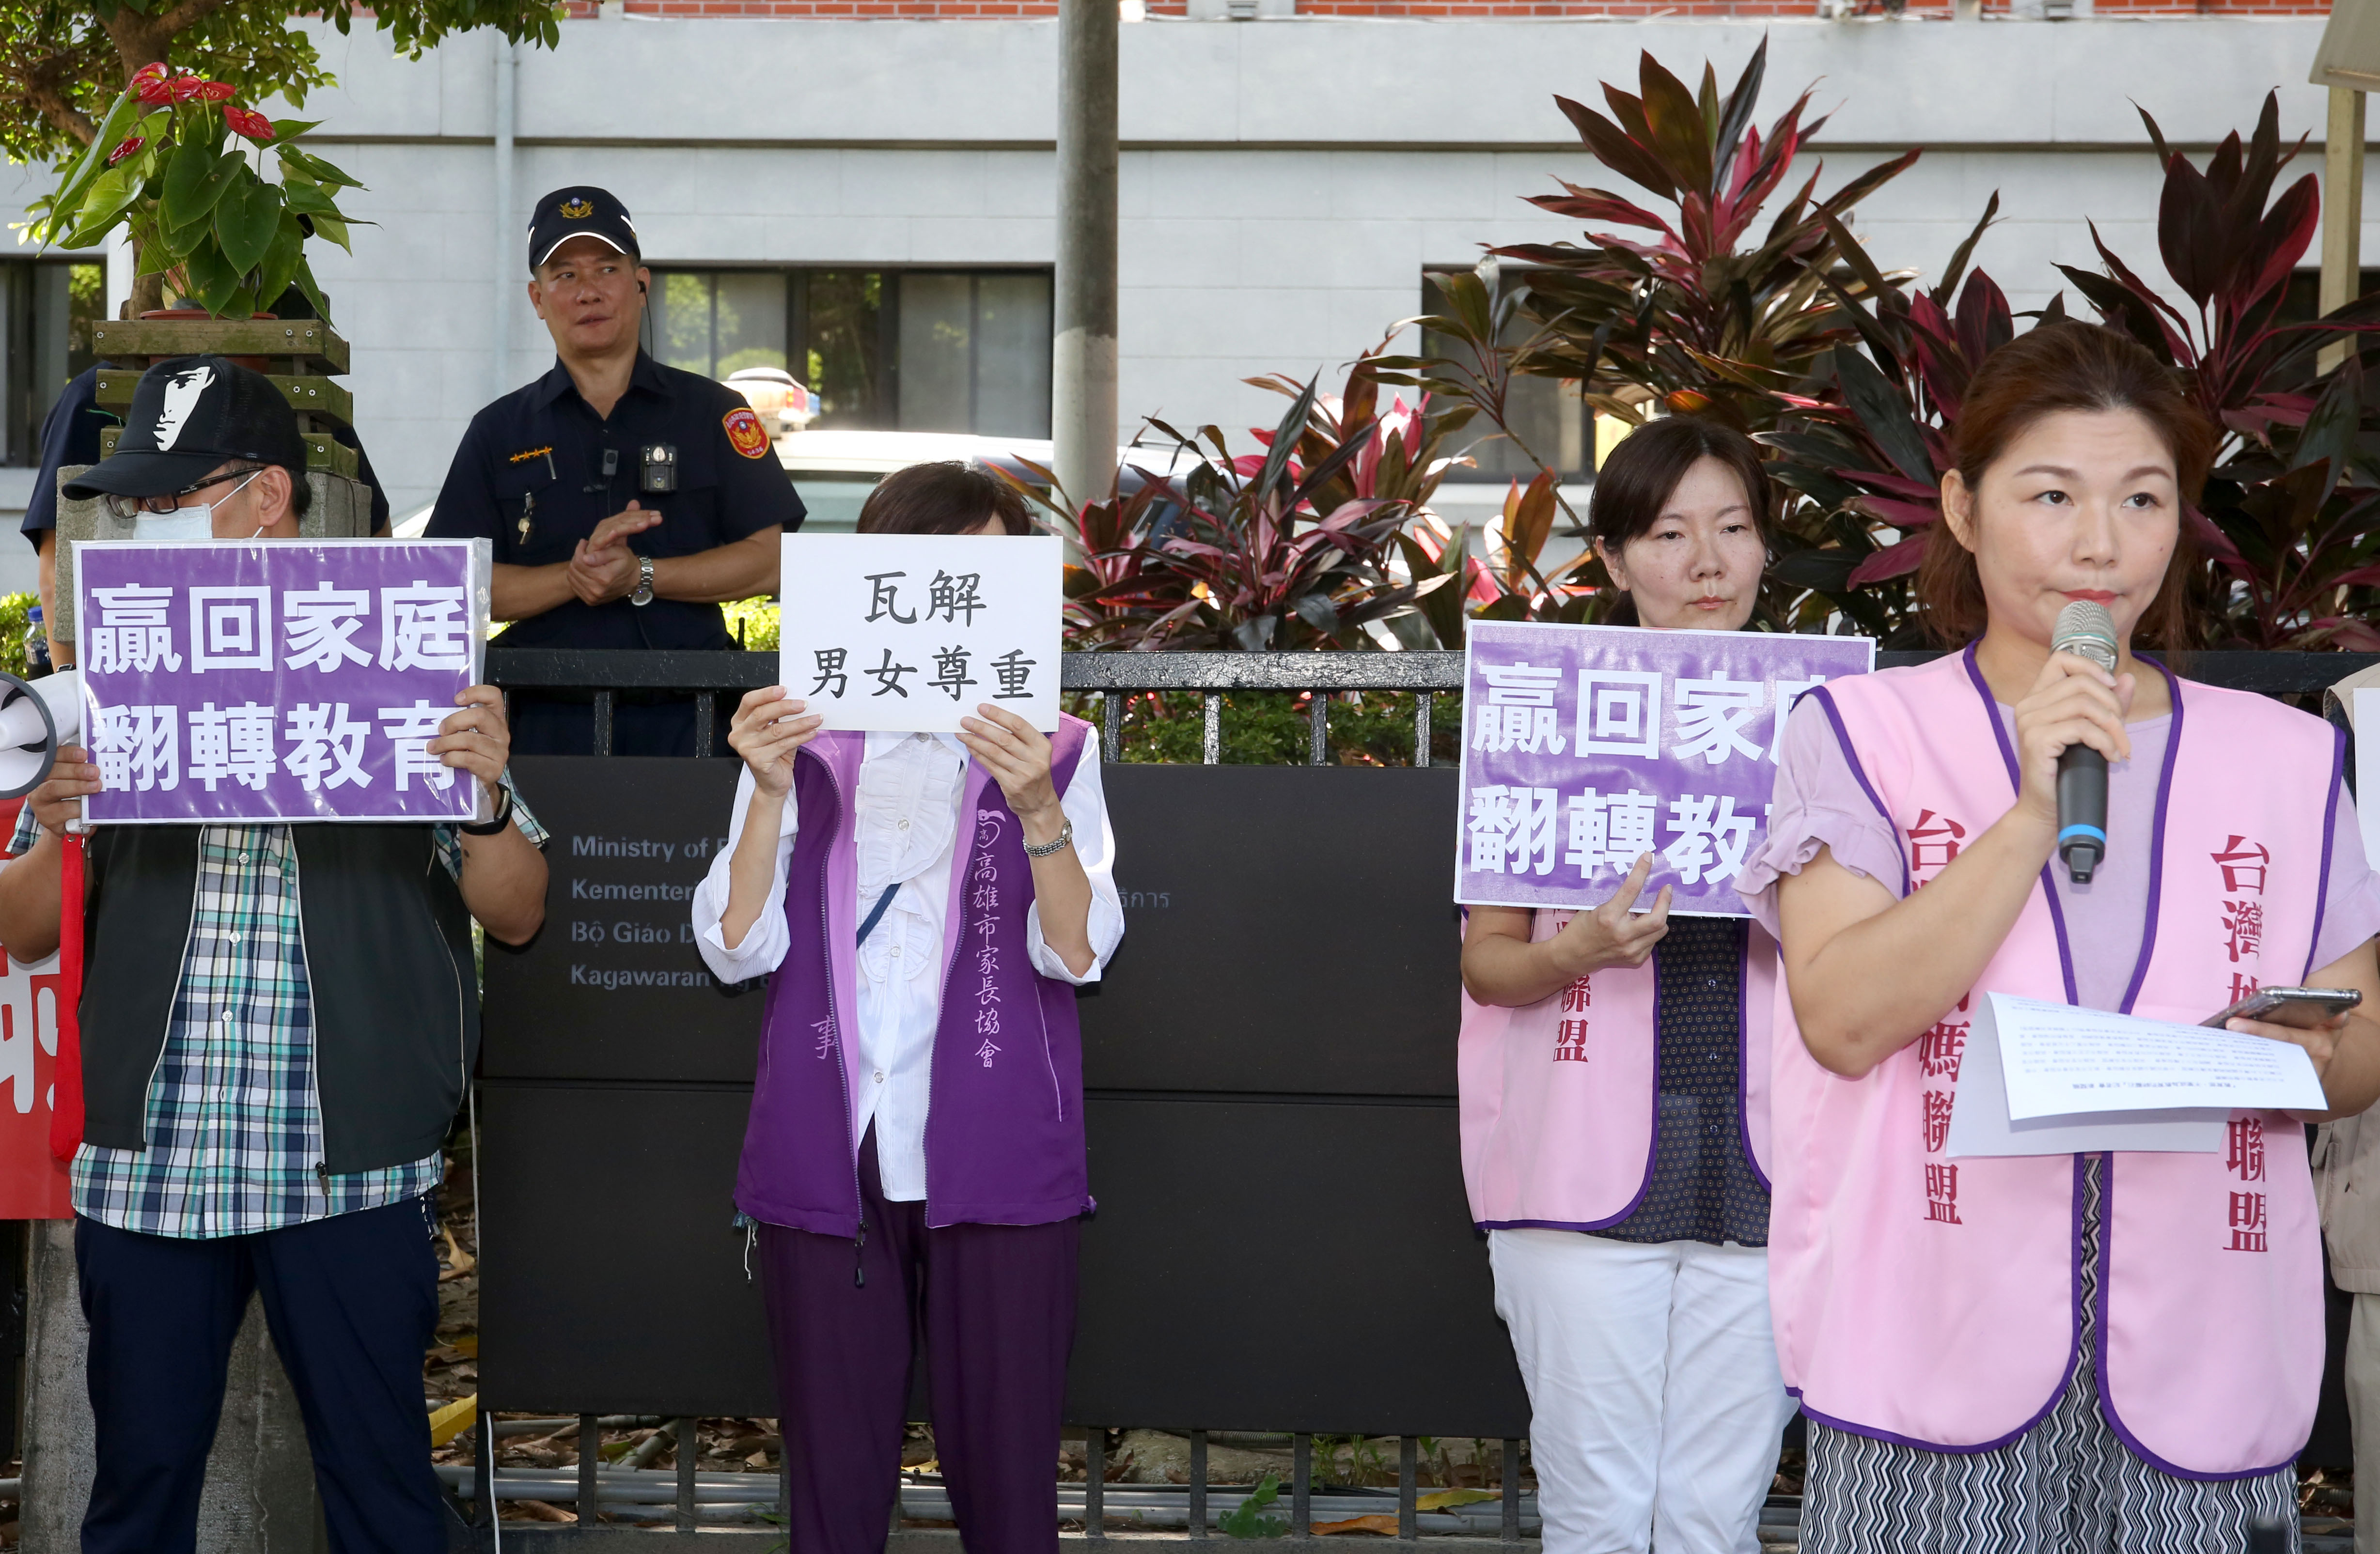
xmin=267 ymin=119 xmax=324 ymax=143
xmin=214 ymin=173 xmax=282 ymax=277
xmin=155 ymin=205 xmax=217 ymax=263
xmin=293 ymin=255 xmax=332 ymax=324
xmin=43 ymin=88 xmax=142 ymax=238
xmin=159 ymin=144 xmax=242 ymax=232
xmin=61 ymin=164 xmax=141 ymax=248
xmin=308 ymin=215 xmax=352 ymax=254
xmin=281 ymin=179 xmax=343 ymax=218
xmin=180 ymin=242 xmax=244 ymax=317
xmin=256 ymin=213 xmax=306 ymax=311
xmin=278 ymin=146 xmax=363 ymax=190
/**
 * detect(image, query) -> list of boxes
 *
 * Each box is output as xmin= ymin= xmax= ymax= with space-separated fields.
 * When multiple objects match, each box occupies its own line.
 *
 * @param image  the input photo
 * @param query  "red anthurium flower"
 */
xmin=132 ymin=62 xmax=174 ymax=104
xmin=223 ymin=107 xmax=274 ymax=143
xmin=189 ymin=80 xmax=236 ymax=103
xmin=105 ymin=135 xmax=145 ymax=166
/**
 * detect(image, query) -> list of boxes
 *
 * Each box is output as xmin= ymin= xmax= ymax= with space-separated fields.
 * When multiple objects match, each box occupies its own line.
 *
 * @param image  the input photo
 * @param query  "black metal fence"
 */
xmin=488 ymin=646 xmax=2380 ymax=761
xmin=458 ymin=646 xmax=2380 ymax=1541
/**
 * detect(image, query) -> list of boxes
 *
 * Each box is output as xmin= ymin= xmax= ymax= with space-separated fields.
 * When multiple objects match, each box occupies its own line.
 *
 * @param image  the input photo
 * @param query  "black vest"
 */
xmin=79 ymin=824 xmax=480 ymax=1173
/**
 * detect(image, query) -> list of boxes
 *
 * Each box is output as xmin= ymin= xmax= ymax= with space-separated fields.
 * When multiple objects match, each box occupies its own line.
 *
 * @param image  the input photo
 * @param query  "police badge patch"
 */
xmin=560 ymin=197 xmax=594 ymax=219
xmin=723 ymin=407 xmax=771 ymax=459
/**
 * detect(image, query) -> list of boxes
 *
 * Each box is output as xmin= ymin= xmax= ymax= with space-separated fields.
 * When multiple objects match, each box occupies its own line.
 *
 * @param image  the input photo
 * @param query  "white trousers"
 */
xmin=1490 ymin=1228 xmax=1795 ymax=1554
xmin=2351 ymin=1291 xmax=2380 ymax=1554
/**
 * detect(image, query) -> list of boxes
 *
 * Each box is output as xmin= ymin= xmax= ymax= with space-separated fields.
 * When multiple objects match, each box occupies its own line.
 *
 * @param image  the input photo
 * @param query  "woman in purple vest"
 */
xmin=692 ymin=460 xmax=1122 ymax=1554
xmin=1458 ymin=417 xmax=1797 ymax=1554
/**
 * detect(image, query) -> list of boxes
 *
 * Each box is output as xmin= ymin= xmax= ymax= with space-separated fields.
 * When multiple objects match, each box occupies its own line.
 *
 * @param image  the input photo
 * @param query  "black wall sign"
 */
xmin=485 ymin=756 xmax=760 ymax=1084
xmin=479 ymin=760 xmax=1529 ymax=1435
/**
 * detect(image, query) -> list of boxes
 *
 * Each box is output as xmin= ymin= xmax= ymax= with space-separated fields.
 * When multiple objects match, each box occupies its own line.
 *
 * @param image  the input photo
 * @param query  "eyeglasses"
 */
xmin=101 ymin=467 xmax=264 ymax=522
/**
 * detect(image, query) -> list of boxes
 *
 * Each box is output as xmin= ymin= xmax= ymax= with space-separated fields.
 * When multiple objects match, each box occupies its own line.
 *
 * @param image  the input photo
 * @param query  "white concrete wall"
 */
xmin=0 ymin=14 xmax=2364 ymax=518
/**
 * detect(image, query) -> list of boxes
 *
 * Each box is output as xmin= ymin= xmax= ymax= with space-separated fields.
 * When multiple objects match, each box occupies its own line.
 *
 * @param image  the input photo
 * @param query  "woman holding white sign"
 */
xmin=1458 ymin=417 xmax=1796 ymax=1554
xmin=691 ymin=461 xmax=1122 ymax=1554
xmin=1743 ymin=321 xmax=2380 ymax=1551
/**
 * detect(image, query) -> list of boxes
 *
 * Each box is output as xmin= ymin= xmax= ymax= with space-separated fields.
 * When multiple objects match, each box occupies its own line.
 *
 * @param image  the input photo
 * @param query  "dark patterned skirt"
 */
xmin=1801 ymin=1159 xmax=2299 ymax=1554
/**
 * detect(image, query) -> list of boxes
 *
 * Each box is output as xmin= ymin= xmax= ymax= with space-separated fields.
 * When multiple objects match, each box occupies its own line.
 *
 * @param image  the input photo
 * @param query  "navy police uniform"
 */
xmin=426 ymin=351 xmax=805 ymax=754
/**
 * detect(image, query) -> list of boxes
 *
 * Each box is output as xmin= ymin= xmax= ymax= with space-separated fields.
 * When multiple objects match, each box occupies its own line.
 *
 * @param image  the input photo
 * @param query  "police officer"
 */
xmin=428 ymin=186 xmax=806 ymax=755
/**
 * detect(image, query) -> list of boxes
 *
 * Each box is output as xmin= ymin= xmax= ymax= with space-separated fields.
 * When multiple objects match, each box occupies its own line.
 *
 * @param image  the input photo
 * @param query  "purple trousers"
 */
xmin=757 ymin=1132 xmax=1080 ymax=1554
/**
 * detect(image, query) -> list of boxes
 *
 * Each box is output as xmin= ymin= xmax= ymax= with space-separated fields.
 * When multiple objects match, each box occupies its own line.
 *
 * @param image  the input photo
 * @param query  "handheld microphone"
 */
xmin=2051 ymin=599 xmax=2119 ymax=884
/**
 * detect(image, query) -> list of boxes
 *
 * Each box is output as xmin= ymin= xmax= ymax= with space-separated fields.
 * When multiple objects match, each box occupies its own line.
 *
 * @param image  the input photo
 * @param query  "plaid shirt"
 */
xmin=15 ymin=796 xmax=547 ymax=1240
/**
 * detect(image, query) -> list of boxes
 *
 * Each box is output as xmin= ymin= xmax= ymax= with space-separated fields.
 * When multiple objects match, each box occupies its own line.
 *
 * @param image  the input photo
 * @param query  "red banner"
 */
xmin=0 ymin=797 xmax=72 ymax=1218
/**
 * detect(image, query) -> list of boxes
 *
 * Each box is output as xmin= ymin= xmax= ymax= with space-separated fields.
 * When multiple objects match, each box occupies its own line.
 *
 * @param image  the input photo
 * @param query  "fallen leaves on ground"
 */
xmin=1313 ymin=1514 xmax=1399 ymax=1536
xmin=1416 ymin=1489 xmax=1497 ymax=1510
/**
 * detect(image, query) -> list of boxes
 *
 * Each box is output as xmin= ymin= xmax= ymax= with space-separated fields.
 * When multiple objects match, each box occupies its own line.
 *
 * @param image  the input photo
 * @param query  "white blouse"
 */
xmin=691 ymin=731 xmax=1125 ymax=1200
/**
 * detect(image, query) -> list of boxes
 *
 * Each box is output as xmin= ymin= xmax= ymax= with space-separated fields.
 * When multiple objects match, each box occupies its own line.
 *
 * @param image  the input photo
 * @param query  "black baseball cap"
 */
xmin=528 ymin=186 xmax=641 ymax=271
xmin=63 ymin=355 xmax=305 ymax=499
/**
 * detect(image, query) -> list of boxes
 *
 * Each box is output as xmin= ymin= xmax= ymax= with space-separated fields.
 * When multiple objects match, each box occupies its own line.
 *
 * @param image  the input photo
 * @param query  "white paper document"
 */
xmin=1944 ymin=992 xmax=2328 ymax=1158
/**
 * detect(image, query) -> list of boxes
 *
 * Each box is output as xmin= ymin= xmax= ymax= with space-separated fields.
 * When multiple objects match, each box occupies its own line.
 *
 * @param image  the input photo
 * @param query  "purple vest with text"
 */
xmin=734 ymin=716 xmax=1095 ymax=1236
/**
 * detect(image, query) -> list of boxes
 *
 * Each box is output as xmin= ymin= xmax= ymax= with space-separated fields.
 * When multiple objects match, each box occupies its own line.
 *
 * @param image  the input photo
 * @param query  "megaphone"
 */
xmin=0 ymin=668 xmax=82 ymax=800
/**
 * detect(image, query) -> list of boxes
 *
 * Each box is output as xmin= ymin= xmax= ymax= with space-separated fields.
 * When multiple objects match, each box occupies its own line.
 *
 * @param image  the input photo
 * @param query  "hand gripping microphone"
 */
xmin=2051 ymin=600 xmax=2119 ymax=884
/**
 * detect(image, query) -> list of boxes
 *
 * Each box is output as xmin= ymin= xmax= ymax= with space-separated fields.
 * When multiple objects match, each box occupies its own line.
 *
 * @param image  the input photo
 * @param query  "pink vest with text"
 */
xmin=1768 ymin=647 xmax=2341 ymax=1479
xmin=1459 ymin=909 xmax=1778 ymax=1229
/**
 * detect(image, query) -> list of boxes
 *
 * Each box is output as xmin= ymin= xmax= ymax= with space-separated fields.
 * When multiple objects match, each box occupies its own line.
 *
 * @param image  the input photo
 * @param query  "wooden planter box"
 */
xmin=50 ymin=314 xmax=371 ymax=644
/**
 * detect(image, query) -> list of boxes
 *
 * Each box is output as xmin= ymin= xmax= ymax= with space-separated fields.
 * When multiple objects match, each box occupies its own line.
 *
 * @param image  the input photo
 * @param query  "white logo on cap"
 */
xmin=154 ymin=365 xmax=216 ymax=451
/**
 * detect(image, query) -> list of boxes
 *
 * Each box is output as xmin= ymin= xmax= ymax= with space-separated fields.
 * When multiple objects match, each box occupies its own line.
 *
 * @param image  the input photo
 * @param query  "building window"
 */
xmin=1420 ymin=267 xmax=1592 ymax=482
xmin=643 ymin=267 xmax=1052 ymax=439
xmin=0 ymin=261 xmax=103 ymax=468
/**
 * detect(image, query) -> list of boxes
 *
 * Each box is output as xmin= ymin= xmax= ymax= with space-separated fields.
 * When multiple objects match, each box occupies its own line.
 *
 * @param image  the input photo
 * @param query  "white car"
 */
xmin=390 ymin=429 xmax=1198 ymax=540
xmin=777 ymin=429 xmax=1198 ymax=532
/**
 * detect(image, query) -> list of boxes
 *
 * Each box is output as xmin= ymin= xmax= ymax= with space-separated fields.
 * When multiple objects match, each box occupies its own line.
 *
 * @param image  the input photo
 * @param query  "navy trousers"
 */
xmin=74 ymin=1197 xmax=446 ymax=1554
xmin=758 ymin=1131 xmax=1081 ymax=1554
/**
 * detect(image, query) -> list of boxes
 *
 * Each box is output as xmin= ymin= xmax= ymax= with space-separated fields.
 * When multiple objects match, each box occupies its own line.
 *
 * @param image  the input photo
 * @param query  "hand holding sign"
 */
xmin=28 ymin=746 xmax=98 ymax=840
xmin=728 ymin=686 xmax=827 ymax=798
xmin=959 ymin=703 xmax=1061 ymax=832
xmin=1545 ymin=852 xmax=1674 ymax=974
xmin=424 ymin=685 xmax=514 ymax=803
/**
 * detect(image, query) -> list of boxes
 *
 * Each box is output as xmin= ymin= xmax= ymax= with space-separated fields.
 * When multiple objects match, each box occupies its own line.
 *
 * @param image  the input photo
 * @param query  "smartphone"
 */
xmin=2201 ymin=986 xmax=2364 ymax=1030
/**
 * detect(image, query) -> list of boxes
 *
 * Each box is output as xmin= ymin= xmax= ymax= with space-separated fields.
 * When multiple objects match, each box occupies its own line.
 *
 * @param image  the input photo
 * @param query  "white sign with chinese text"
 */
xmin=776 ymin=533 xmax=1063 ymax=733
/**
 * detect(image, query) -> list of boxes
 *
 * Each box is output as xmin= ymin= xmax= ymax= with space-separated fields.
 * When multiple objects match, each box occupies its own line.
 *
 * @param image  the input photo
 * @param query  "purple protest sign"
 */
xmin=75 ymin=540 xmax=493 ymax=825
xmin=1455 ymin=620 xmax=1875 ymax=916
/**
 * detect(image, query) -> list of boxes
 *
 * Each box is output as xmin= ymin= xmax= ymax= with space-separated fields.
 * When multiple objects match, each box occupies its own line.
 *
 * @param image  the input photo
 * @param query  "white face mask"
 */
xmin=128 ymin=469 xmax=264 ymax=542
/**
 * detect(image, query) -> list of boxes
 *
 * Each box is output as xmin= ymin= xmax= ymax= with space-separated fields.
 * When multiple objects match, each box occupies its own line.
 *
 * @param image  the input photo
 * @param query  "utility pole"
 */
xmin=1052 ymin=0 xmax=1118 ymax=514
xmin=2313 ymin=0 xmax=2378 ymax=374
xmin=492 ymin=37 xmax=519 ymax=402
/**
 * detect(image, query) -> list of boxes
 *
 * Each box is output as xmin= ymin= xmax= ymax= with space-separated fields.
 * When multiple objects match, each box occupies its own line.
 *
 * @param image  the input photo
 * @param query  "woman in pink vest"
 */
xmin=1460 ymin=416 xmax=1797 ymax=1554
xmin=691 ymin=461 xmax=1123 ymax=1554
xmin=1739 ymin=321 xmax=2380 ymax=1551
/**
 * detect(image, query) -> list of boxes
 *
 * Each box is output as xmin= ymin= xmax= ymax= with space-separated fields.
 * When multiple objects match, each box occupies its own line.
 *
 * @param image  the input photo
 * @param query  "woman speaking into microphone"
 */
xmin=1459 ymin=417 xmax=1796 ymax=1554
xmin=1739 ymin=321 xmax=2380 ymax=1550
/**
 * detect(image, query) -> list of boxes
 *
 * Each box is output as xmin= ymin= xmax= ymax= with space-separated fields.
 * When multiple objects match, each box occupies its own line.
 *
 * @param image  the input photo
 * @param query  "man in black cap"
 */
xmin=0 ymin=354 xmax=549 ymax=1554
xmin=428 ymin=185 xmax=807 ymax=754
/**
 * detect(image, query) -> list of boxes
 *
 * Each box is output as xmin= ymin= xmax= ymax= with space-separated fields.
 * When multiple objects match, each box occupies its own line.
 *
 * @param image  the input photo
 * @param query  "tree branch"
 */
xmin=24 ymin=52 xmax=95 ymax=146
xmin=101 ymin=0 xmax=229 ymax=82
xmin=144 ymin=0 xmax=233 ymax=47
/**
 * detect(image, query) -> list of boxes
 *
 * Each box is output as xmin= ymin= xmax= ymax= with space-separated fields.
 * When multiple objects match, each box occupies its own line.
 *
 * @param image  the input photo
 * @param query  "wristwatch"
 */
xmin=631 ymin=554 xmax=656 ymax=607
xmin=460 ymin=781 xmax=516 ymax=837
